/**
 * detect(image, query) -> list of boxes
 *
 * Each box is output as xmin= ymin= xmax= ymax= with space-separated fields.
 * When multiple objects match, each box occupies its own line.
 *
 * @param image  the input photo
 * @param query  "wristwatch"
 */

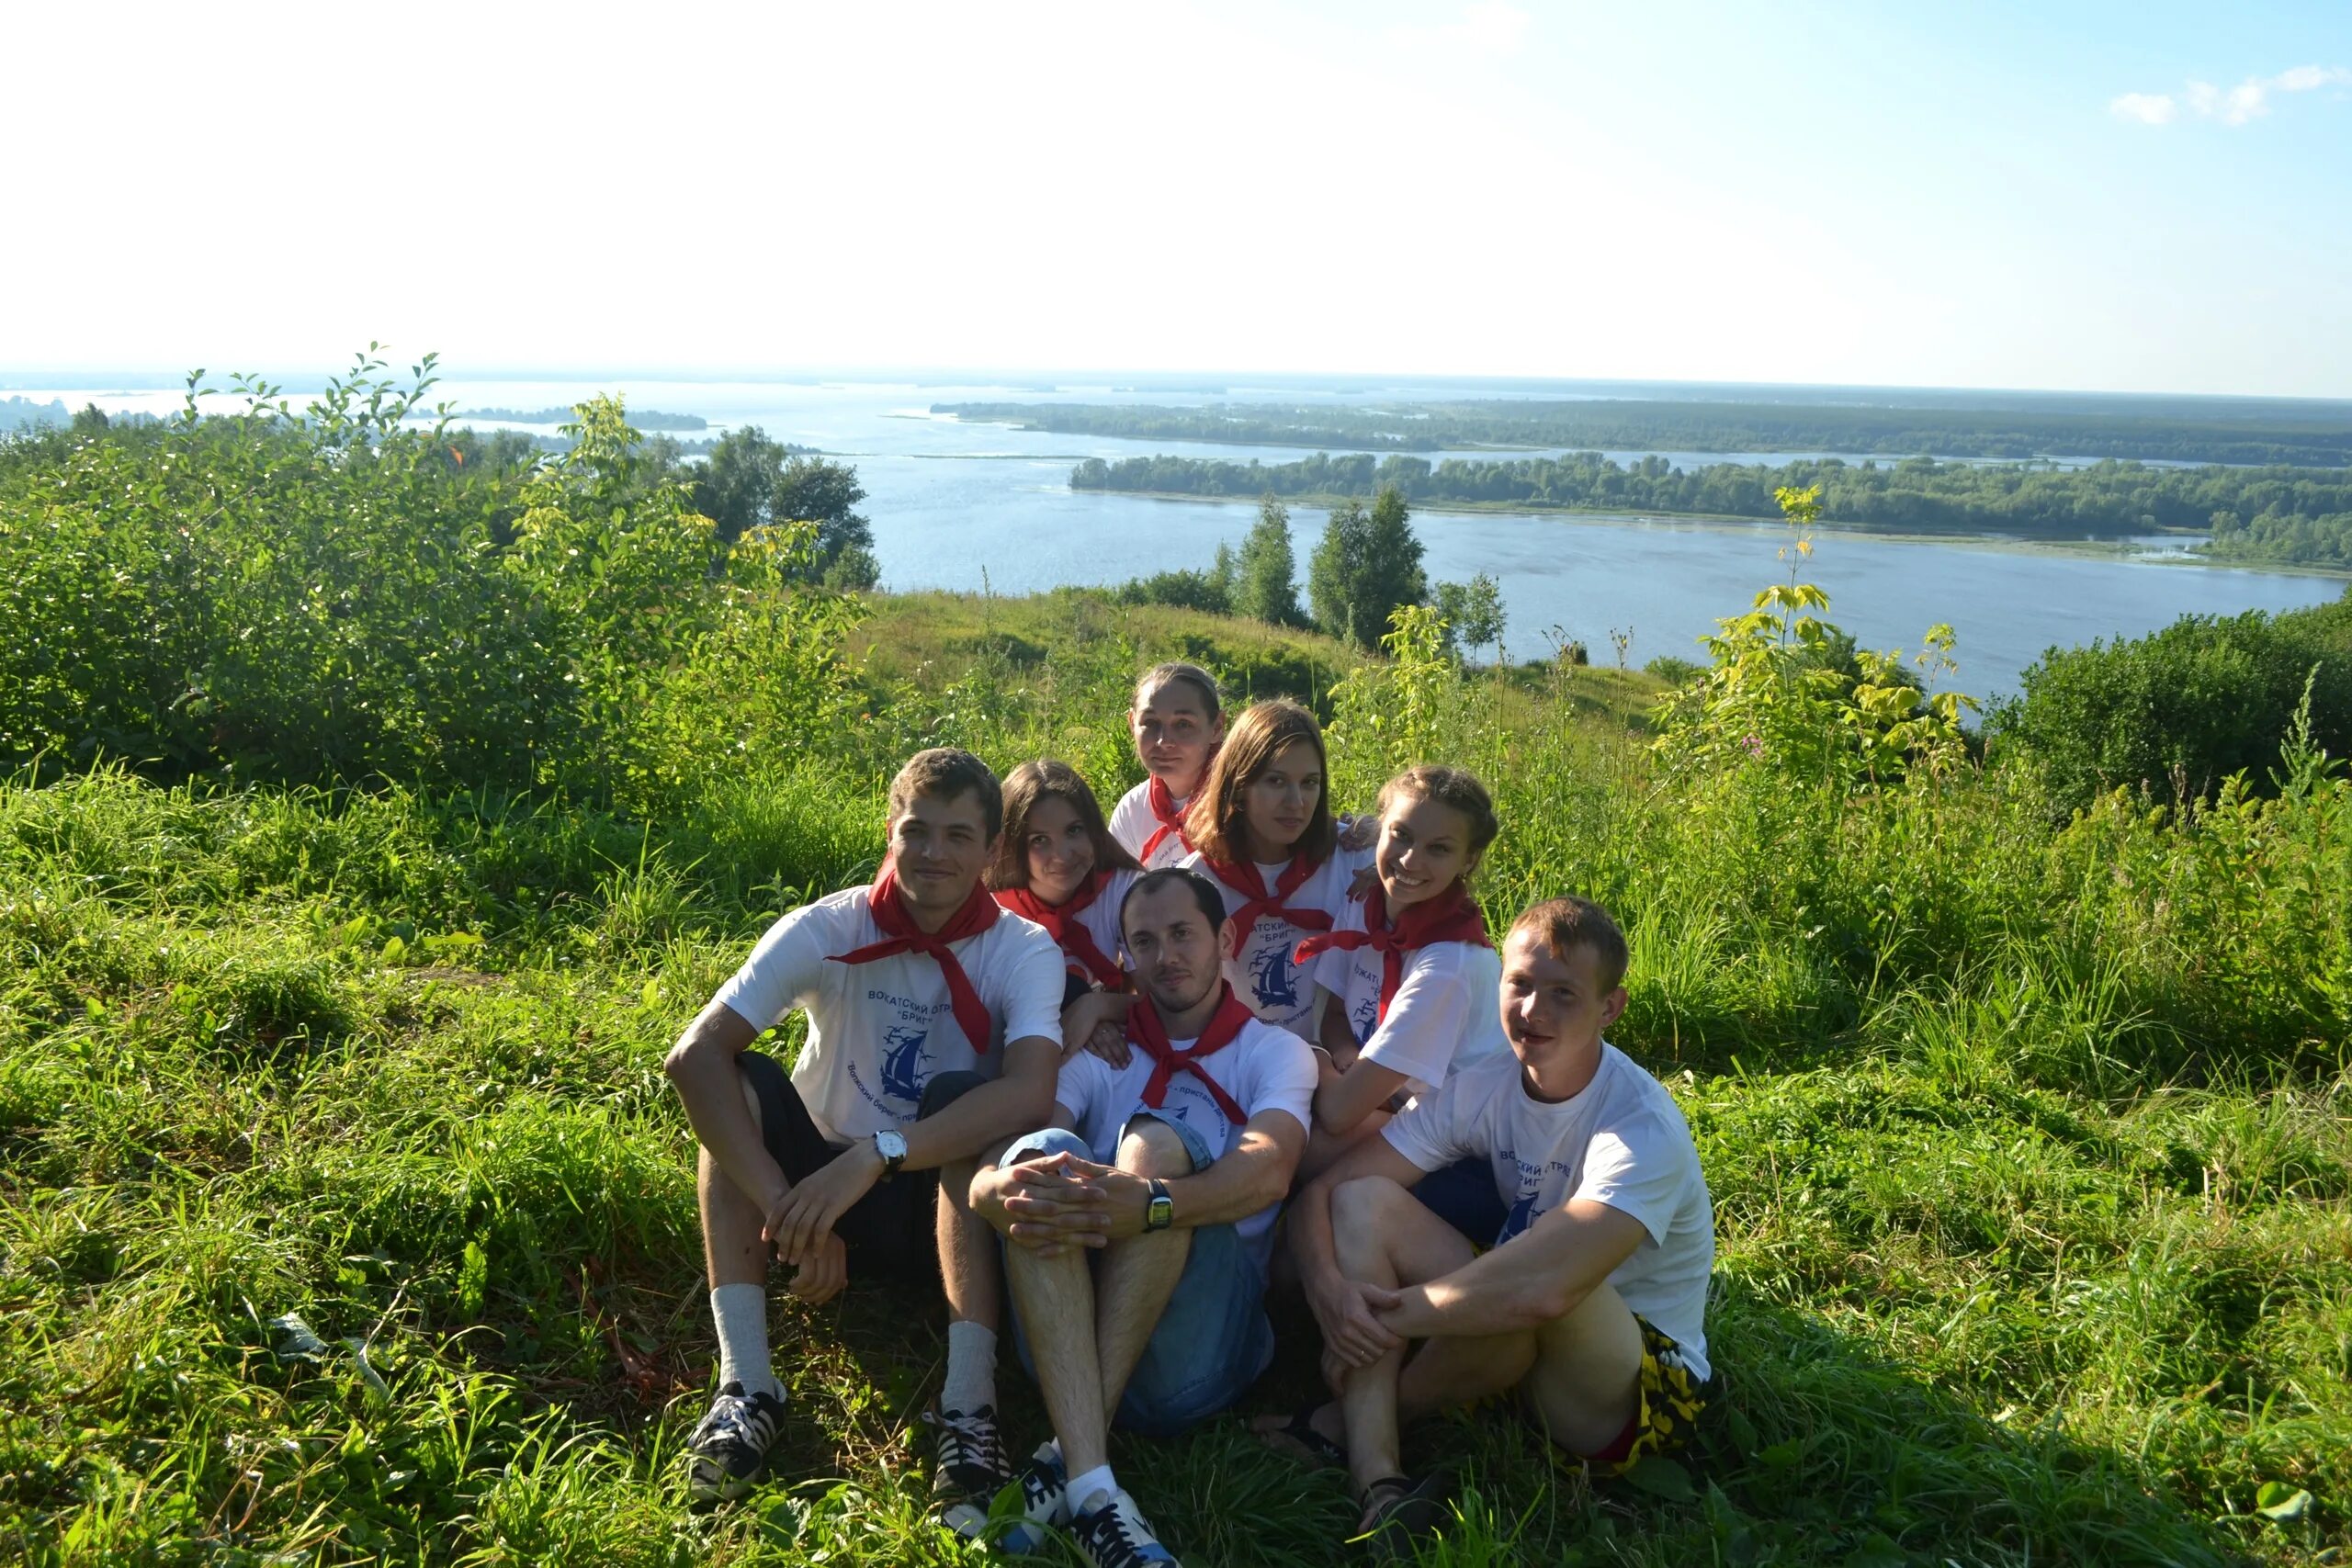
xmin=872 ymin=1128 xmax=908 ymax=1179
xmin=1143 ymin=1179 xmax=1174 ymax=1233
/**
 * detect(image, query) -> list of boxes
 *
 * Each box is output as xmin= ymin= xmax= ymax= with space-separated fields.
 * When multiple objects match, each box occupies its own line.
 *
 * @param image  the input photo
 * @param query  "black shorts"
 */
xmin=737 ymin=1051 xmax=985 ymax=1280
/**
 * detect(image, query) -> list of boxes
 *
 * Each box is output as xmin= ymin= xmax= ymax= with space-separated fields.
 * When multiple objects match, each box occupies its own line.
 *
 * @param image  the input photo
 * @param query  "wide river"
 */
xmin=38 ymin=375 xmax=2348 ymax=700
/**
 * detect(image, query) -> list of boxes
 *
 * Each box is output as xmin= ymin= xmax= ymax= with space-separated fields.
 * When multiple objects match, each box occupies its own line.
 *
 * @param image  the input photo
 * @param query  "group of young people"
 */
xmin=662 ymin=663 xmax=1717 ymax=1565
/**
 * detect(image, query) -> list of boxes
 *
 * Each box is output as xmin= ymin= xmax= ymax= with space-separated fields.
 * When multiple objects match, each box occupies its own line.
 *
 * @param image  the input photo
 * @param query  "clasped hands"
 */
xmin=972 ymin=1150 xmax=1150 ymax=1257
xmin=1308 ymin=1269 xmax=1410 ymax=1380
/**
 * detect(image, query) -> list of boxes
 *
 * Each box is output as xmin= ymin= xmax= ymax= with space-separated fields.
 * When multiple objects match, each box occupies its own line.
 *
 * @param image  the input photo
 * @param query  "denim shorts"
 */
xmin=1000 ymin=1111 xmax=1275 ymax=1438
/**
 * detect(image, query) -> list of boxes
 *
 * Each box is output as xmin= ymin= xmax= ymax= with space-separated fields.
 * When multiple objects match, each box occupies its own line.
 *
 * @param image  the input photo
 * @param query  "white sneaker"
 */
xmin=943 ymin=1439 xmax=1068 ymax=1551
xmin=1069 ymin=1485 xmax=1182 ymax=1567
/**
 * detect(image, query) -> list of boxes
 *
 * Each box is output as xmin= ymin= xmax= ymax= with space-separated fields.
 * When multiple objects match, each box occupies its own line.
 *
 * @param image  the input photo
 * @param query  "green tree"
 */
xmin=692 ymin=427 xmax=879 ymax=588
xmin=1432 ymin=572 xmax=1505 ymax=660
xmin=1309 ymin=485 xmax=1428 ymax=648
xmin=1235 ymin=493 xmax=1301 ymax=625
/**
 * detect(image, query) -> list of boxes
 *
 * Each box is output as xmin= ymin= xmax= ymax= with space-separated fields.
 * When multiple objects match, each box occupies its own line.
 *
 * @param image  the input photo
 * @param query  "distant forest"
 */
xmin=951 ymin=398 xmax=2352 ymax=468
xmin=1069 ymin=450 xmax=2352 ymax=570
xmin=1 ymin=396 xmax=69 ymax=433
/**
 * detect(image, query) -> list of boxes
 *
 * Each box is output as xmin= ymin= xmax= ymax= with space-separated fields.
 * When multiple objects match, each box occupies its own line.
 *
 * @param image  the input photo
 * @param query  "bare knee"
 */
xmin=1331 ymin=1174 xmax=1412 ymax=1236
xmin=1116 ymin=1116 xmax=1193 ymax=1179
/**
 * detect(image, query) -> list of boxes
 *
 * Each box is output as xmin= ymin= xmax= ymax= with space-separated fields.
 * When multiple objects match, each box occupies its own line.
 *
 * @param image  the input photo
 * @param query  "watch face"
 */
xmin=876 ymin=1130 xmax=908 ymax=1161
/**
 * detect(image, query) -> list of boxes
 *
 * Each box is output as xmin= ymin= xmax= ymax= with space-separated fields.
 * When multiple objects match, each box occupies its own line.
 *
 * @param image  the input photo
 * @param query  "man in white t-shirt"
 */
xmin=662 ymin=748 xmax=1067 ymax=1508
xmin=1276 ymin=896 xmax=1714 ymax=1557
xmin=954 ymin=868 xmax=1316 ymax=1567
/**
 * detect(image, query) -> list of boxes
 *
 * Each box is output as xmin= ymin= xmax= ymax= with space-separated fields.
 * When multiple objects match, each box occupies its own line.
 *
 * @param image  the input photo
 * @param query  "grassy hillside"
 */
xmin=3 ymin=404 xmax=2347 ymax=1565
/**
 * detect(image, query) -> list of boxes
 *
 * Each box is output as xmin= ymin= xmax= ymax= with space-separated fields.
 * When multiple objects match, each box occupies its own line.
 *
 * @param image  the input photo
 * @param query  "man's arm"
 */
xmin=1314 ymin=1055 xmax=1408 ymax=1136
xmin=1094 ymin=1106 xmax=1307 ymax=1238
xmin=662 ymin=998 xmax=784 ymax=1216
xmin=1290 ymin=1129 xmax=1432 ymax=1366
xmin=1375 ymin=1200 xmax=1647 ymax=1339
xmin=767 ymin=1032 xmax=1061 ymax=1265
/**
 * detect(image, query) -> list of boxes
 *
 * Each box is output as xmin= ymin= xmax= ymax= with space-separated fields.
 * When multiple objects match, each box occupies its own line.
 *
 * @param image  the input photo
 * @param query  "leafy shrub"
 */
xmin=1110 ymin=565 xmax=1233 ymax=615
xmin=1989 ymin=591 xmax=2352 ymax=811
xmin=0 ymin=355 xmax=862 ymax=807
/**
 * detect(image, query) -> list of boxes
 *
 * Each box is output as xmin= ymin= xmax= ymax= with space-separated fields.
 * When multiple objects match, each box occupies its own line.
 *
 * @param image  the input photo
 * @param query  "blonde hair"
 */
xmin=1377 ymin=764 xmax=1500 ymax=878
xmin=1134 ymin=660 xmax=1221 ymax=718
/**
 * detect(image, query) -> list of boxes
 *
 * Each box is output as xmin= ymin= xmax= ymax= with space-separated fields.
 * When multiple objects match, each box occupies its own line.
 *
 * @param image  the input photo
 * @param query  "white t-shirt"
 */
xmin=713 ymin=886 xmax=1067 ymax=1145
xmin=1384 ymin=1043 xmax=1714 ymax=1379
xmin=1182 ymin=845 xmax=1374 ymax=1035
xmin=1052 ymin=1013 xmax=1317 ymax=1267
xmin=1109 ymin=781 xmax=1196 ymax=871
xmin=1313 ymin=913 xmax=1510 ymax=1100
xmin=1066 ymin=867 xmax=1140 ymax=983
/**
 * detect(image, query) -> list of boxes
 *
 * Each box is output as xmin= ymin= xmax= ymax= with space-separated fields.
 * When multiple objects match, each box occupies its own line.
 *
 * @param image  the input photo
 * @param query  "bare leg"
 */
xmin=1006 ymin=1230 xmax=1107 ymax=1474
xmin=935 ymin=1155 xmax=1001 ymax=1333
xmin=698 ymin=1074 xmax=772 ymax=1289
xmin=1296 ymin=1112 xmax=1391 ymax=1182
xmin=1329 ymin=1176 xmax=1480 ymax=1494
xmin=1091 ymin=1118 xmax=1194 ymax=1416
xmin=1521 ymin=1280 xmax=1644 ymax=1456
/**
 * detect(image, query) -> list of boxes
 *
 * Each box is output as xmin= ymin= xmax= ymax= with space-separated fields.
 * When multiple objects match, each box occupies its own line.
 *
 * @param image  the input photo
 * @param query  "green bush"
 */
xmin=0 ymin=356 xmax=862 ymax=807
xmin=1990 ymin=591 xmax=2352 ymax=811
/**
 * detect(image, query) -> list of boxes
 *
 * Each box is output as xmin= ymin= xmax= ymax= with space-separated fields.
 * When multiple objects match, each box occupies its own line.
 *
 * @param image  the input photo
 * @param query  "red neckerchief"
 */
xmin=1129 ymin=981 xmax=1256 ymax=1123
xmin=1295 ymin=881 xmax=1489 ymax=1025
xmin=1136 ymin=776 xmax=1193 ymax=864
xmin=995 ymin=870 xmax=1125 ymax=991
xmin=1202 ymin=852 xmax=1334 ymax=952
xmin=826 ymin=868 xmax=1001 ymax=1053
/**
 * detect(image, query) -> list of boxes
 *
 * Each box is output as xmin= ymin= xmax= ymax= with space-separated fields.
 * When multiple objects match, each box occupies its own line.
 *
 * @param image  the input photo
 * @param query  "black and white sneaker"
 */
xmin=943 ymin=1438 xmax=1068 ymax=1551
xmin=925 ymin=1404 xmax=1012 ymax=1512
xmin=685 ymin=1380 xmax=788 ymax=1502
xmin=1069 ymin=1486 xmax=1182 ymax=1567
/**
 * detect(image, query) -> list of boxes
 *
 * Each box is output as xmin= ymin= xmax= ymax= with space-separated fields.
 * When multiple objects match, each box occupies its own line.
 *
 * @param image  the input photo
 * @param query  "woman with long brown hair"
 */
xmin=989 ymin=760 xmax=1144 ymax=1056
xmin=1179 ymin=699 xmax=1372 ymax=1036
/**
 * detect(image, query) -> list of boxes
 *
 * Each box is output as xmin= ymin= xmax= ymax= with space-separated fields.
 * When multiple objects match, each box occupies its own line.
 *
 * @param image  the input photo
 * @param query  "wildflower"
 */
xmin=1740 ymin=733 xmax=1764 ymax=759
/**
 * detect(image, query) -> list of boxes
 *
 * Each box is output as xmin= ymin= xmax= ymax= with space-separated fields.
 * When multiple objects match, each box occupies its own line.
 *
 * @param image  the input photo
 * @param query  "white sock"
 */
xmin=711 ymin=1282 xmax=780 ymax=1402
xmin=1068 ymin=1463 xmax=1117 ymax=1508
xmin=941 ymin=1319 xmax=998 ymax=1414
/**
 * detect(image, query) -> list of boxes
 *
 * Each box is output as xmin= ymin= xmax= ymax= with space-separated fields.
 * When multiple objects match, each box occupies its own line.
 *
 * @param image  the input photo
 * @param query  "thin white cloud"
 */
xmin=2109 ymin=92 xmax=2177 ymax=125
xmin=2113 ymin=64 xmax=2351 ymax=127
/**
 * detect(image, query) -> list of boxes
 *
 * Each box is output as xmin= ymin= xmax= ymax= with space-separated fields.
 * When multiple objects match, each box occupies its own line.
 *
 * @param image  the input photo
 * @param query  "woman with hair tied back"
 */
xmin=1107 ymin=662 xmax=1225 ymax=872
xmin=1294 ymin=764 xmax=1512 ymax=1238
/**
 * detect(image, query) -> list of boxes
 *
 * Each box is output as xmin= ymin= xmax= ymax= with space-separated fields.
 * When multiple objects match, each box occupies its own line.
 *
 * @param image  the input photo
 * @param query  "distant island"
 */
xmin=949 ymin=396 xmax=2352 ymax=468
xmin=1 ymin=395 xmax=69 ymax=433
xmin=458 ymin=405 xmax=709 ymax=431
xmin=1071 ymin=450 xmax=2352 ymax=570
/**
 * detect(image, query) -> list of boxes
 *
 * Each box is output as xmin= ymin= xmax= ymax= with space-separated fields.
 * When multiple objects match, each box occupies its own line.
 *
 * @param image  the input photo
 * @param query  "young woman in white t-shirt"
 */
xmin=1178 ymin=698 xmax=1371 ymax=1035
xmin=1295 ymin=766 xmax=1507 ymax=1199
xmin=1106 ymin=662 xmax=1224 ymax=871
xmin=986 ymin=759 xmax=1144 ymax=1061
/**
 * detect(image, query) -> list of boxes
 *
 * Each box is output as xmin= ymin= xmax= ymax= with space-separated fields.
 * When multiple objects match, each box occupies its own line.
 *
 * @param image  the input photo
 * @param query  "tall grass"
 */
xmin=4 ymin=578 xmax=2346 ymax=1564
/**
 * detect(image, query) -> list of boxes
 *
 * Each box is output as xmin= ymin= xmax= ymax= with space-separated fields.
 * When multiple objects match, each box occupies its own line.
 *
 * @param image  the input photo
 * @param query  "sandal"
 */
xmin=1252 ymin=1404 xmax=1349 ymax=1472
xmin=1353 ymin=1472 xmax=1451 ymax=1561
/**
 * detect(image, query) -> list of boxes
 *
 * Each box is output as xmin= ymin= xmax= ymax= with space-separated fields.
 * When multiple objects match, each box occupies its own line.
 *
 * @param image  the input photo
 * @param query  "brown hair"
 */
xmin=987 ymin=759 xmax=1142 ymax=891
xmin=1120 ymin=866 xmax=1229 ymax=937
xmin=1377 ymin=764 xmax=1500 ymax=878
xmin=1507 ymin=897 xmax=1630 ymax=993
xmin=1183 ymin=699 xmax=1336 ymax=866
xmin=888 ymin=748 xmax=1004 ymax=842
xmin=1133 ymin=660 xmax=1221 ymax=719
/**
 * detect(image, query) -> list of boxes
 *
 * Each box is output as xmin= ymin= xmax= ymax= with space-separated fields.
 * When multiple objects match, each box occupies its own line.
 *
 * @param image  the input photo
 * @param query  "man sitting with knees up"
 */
xmin=662 ymin=748 xmax=1067 ymax=1506
xmin=1273 ymin=896 xmax=1714 ymax=1558
xmin=955 ymin=867 xmax=1316 ymax=1566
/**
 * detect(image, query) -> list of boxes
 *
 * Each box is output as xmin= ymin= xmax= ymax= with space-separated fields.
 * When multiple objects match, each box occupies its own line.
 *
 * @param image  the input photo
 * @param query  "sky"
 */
xmin=6 ymin=0 xmax=2350 ymax=396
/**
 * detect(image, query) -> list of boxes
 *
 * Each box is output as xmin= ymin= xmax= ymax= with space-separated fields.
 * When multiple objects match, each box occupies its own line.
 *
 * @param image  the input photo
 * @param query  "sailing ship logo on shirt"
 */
xmin=1249 ymin=945 xmax=1298 ymax=1010
xmin=879 ymin=1026 xmax=931 ymax=1104
xmin=1497 ymin=1177 xmax=1544 ymax=1245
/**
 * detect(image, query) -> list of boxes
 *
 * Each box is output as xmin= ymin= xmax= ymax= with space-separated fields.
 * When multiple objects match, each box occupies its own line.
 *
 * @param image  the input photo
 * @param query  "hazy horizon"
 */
xmin=10 ymin=2 xmax=2349 ymax=400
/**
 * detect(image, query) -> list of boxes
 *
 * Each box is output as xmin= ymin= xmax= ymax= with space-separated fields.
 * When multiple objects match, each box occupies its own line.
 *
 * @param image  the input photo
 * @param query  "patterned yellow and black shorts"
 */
xmin=1567 ymin=1314 xmax=1709 ymax=1474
